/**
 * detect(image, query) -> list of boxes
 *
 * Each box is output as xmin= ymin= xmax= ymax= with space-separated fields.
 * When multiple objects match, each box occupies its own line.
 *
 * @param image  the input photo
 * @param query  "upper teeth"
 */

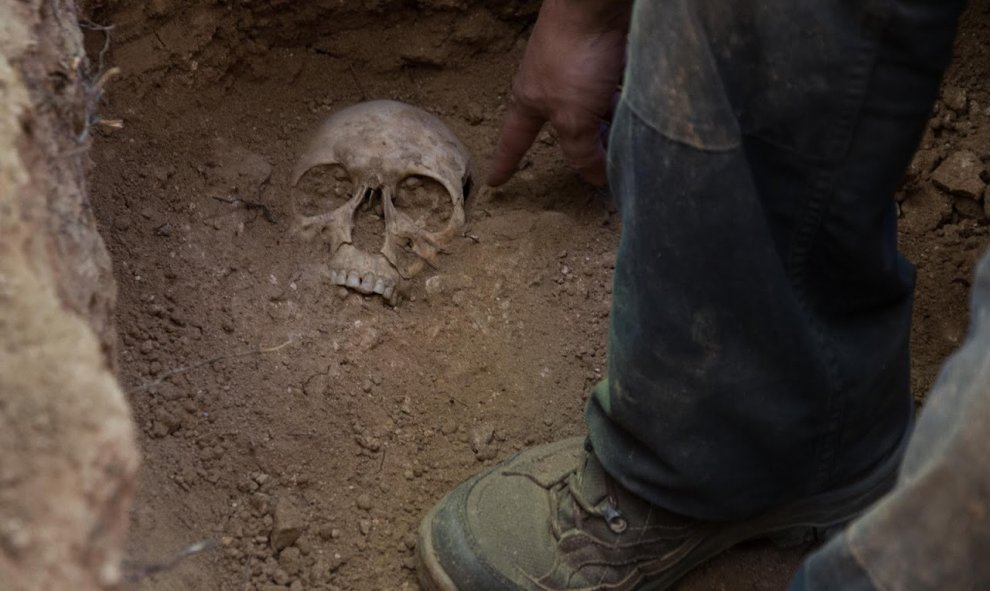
xmin=330 ymin=269 xmax=396 ymax=301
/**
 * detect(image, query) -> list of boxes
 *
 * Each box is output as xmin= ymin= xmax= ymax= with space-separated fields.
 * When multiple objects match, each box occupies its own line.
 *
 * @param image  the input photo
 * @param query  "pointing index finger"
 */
xmin=487 ymin=98 xmax=546 ymax=187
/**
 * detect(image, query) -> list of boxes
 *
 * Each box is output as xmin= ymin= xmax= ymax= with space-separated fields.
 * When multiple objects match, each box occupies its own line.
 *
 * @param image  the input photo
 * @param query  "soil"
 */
xmin=84 ymin=1 xmax=990 ymax=590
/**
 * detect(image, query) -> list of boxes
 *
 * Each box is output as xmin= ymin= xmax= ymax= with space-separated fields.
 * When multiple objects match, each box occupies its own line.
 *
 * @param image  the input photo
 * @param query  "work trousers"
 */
xmin=586 ymin=0 xmax=967 ymax=521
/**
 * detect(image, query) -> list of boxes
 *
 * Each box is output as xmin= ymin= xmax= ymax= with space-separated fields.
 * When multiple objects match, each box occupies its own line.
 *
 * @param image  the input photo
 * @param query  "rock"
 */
xmin=470 ymin=423 xmax=495 ymax=453
xmin=424 ymin=275 xmax=444 ymax=297
xmin=942 ymin=85 xmax=968 ymax=114
xmin=310 ymin=559 xmax=332 ymax=584
xmin=356 ymin=494 xmax=372 ymax=511
xmin=470 ymin=423 xmax=499 ymax=460
xmin=465 ymin=102 xmax=485 ymax=126
xmin=278 ymin=546 xmax=303 ymax=575
xmin=425 ymin=273 xmax=475 ymax=300
xmin=900 ymin=185 xmax=952 ymax=234
xmin=954 ymin=195 xmax=985 ymax=220
xmin=271 ymin=498 xmax=306 ymax=551
xmin=930 ymin=150 xmax=985 ymax=199
xmin=907 ymin=148 xmax=939 ymax=180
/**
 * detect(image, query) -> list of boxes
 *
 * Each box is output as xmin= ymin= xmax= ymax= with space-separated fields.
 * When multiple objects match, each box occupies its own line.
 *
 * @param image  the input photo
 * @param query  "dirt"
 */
xmin=82 ymin=1 xmax=990 ymax=589
xmin=0 ymin=2 xmax=138 ymax=590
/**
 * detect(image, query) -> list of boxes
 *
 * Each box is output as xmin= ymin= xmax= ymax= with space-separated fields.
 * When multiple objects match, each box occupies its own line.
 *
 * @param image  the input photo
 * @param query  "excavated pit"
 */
xmin=81 ymin=1 xmax=990 ymax=589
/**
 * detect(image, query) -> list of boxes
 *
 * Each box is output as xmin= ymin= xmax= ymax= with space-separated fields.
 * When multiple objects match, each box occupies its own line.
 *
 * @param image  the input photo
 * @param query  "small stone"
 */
xmin=441 ymin=420 xmax=458 ymax=435
xmin=150 ymin=421 xmax=169 ymax=438
xmin=931 ymin=150 xmax=986 ymax=200
xmin=273 ymin=568 xmax=290 ymax=585
xmin=954 ymin=195 xmax=985 ymax=220
xmin=470 ymin=423 xmax=495 ymax=453
xmin=475 ymin=446 xmax=498 ymax=462
xmin=356 ymin=435 xmax=381 ymax=452
xmin=424 ymin=275 xmax=444 ymax=298
xmin=907 ymin=149 xmax=939 ymax=180
xmin=271 ymin=497 xmax=306 ymax=551
xmin=311 ymin=559 xmax=332 ymax=583
xmin=316 ymin=524 xmax=335 ymax=541
xmin=328 ymin=552 xmax=346 ymax=571
xmin=942 ymin=85 xmax=968 ymax=114
xmin=465 ymin=102 xmax=485 ymax=125
xmin=356 ymin=494 xmax=372 ymax=511
xmin=359 ymin=519 xmax=372 ymax=536
xmin=900 ymin=185 xmax=952 ymax=233
xmin=279 ymin=546 xmax=303 ymax=574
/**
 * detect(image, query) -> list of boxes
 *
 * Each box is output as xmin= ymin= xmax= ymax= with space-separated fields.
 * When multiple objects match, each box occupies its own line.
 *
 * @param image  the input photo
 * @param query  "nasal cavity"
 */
xmin=351 ymin=187 xmax=387 ymax=253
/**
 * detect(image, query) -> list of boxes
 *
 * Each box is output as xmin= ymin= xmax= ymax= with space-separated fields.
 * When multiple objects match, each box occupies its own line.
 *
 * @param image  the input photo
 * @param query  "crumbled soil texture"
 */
xmin=86 ymin=1 xmax=990 ymax=589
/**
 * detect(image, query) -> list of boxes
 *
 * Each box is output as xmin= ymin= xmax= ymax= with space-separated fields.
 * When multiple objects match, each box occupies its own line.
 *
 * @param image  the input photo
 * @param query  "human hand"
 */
xmin=487 ymin=0 xmax=631 ymax=187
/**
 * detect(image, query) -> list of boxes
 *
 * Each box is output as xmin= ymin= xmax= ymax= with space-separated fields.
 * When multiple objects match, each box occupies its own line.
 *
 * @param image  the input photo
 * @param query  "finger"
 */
xmin=487 ymin=98 xmax=546 ymax=187
xmin=554 ymin=112 xmax=608 ymax=187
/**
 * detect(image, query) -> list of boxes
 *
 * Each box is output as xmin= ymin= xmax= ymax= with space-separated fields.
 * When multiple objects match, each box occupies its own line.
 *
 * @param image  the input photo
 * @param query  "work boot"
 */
xmin=417 ymin=437 xmax=901 ymax=591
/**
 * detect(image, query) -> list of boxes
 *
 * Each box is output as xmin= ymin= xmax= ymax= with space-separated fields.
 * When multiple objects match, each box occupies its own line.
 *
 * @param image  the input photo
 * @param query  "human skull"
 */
xmin=291 ymin=100 xmax=472 ymax=305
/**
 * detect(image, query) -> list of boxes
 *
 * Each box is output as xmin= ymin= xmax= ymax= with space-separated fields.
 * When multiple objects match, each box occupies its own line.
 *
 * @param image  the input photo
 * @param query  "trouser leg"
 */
xmin=790 ymin=248 xmax=990 ymax=590
xmin=587 ymin=0 xmax=966 ymax=520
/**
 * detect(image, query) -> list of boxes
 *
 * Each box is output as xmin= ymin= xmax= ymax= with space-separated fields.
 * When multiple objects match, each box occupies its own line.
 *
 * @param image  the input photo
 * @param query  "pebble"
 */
xmin=278 ymin=546 xmax=303 ymax=575
xmin=271 ymin=497 xmax=306 ymax=551
xmin=908 ymin=149 xmax=940 ymax=179
xmin=942 ymin=85 xmax=968 ymax=114
xmin=273 ymin=568 xmax=290 ymax=585
xmin=356 ymin=494 xmax=372 ymax=511
xmin=465 ymin=102 xmax=485 ymax=125
xmin=470 ymin=423 xmax=495 ymax=453
xmin=931 ymin=150 xmax=986 ymax=199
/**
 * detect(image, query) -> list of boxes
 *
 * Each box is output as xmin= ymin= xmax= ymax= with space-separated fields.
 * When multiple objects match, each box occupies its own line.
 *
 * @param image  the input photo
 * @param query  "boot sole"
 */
xmin=416 ymin=429 xmax=906 ymax=591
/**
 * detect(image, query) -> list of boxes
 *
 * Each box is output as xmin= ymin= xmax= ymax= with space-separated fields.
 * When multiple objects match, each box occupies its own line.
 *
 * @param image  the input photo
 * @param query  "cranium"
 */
xmin=291 ymin=100 xmax=471 ymax=305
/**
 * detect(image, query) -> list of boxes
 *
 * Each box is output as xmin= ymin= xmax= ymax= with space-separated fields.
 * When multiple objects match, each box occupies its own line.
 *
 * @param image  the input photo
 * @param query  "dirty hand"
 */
xmin=488 ymin=0 xmax=631 ymax=187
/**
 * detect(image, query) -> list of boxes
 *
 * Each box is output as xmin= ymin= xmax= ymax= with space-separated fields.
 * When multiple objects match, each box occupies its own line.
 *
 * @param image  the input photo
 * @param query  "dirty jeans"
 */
xmin=586 ymin=0 xmax=968 ymax=520
xmin=786 ymin=247 xmax=990 ymax=587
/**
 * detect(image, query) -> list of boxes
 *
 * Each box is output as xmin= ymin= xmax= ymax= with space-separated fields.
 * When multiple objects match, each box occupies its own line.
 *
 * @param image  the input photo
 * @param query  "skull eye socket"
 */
xmin=393 ymin=175 xmax=454 ymax=233
xmin=292 ymin=164 xmax=353 ymax=217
